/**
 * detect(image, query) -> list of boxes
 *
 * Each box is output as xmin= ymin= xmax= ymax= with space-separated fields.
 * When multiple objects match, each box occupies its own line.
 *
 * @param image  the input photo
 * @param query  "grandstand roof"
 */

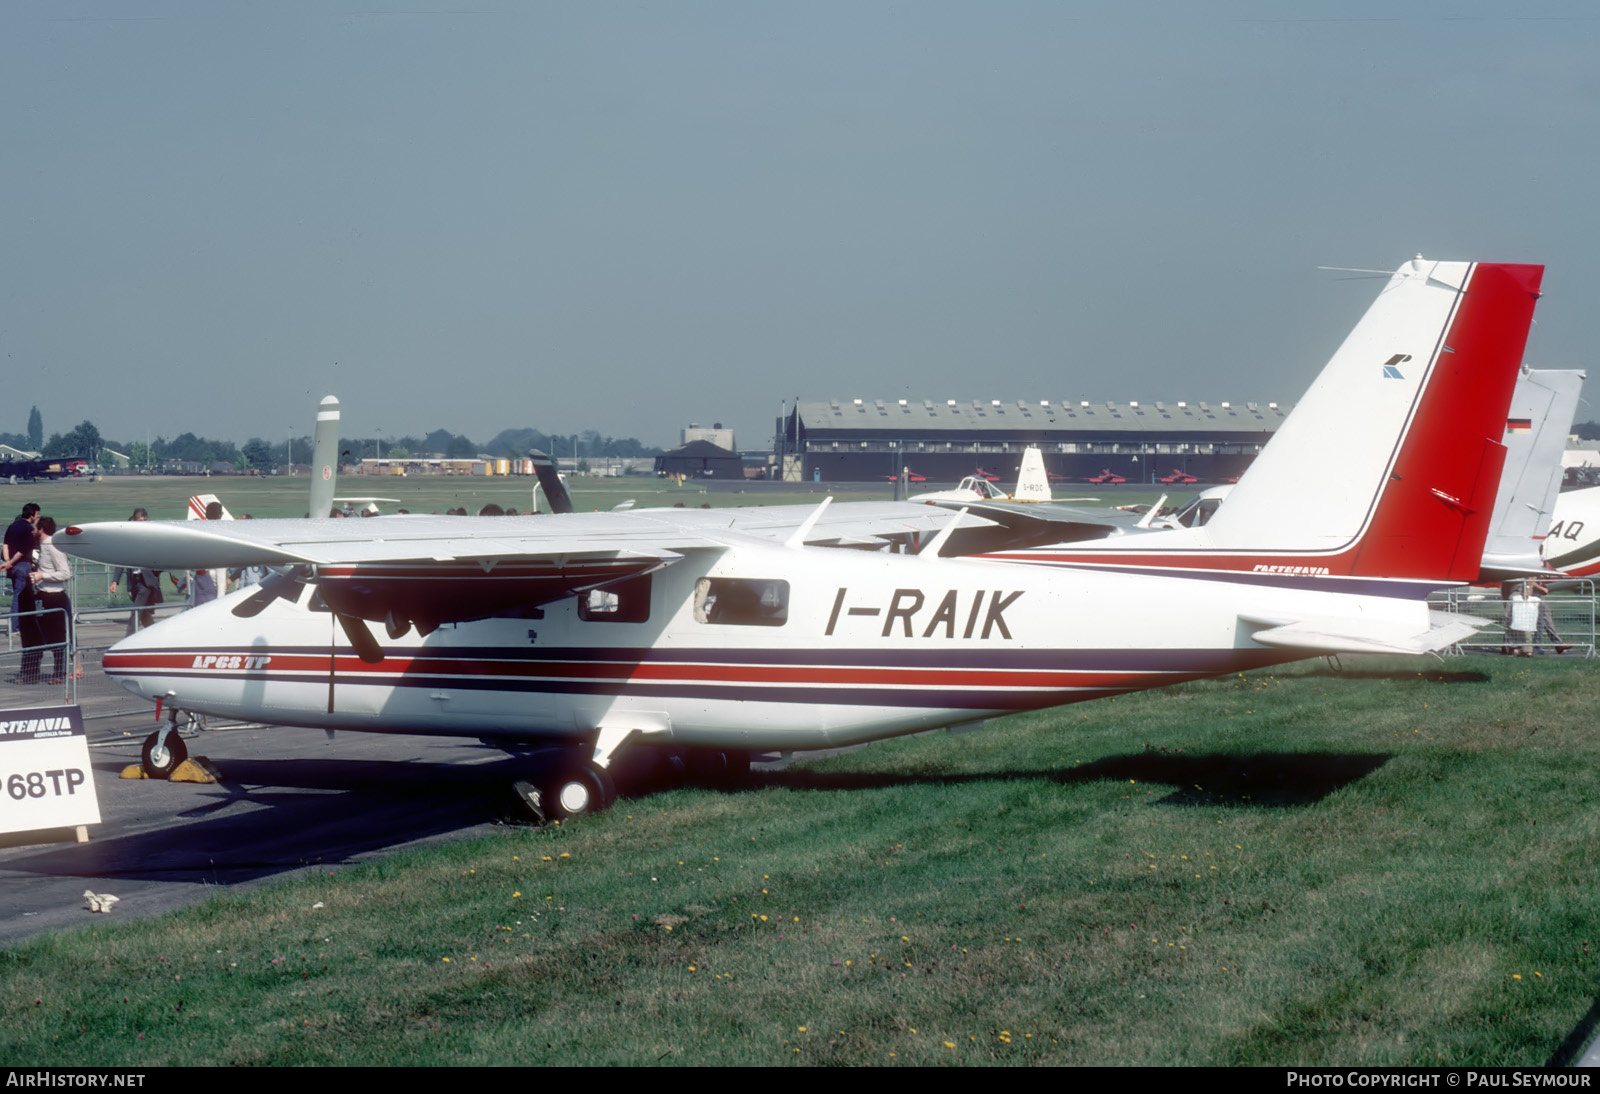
xmin=793 ymin=398 xmax=1291 ymax=438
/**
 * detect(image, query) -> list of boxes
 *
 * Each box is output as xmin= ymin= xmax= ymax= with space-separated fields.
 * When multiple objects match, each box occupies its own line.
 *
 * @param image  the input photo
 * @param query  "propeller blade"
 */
xmin=528 ymin=448 xmax=574 ymax=514
xmin=337 ymin=613 xmax=385 ymax=664
xmin=231 ymin=572 xmax=304 ymax=618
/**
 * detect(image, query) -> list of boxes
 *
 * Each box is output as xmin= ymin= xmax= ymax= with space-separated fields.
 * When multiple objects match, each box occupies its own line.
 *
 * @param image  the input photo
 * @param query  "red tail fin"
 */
xmin=1348 ymin=262 xmax=1543 ymax=579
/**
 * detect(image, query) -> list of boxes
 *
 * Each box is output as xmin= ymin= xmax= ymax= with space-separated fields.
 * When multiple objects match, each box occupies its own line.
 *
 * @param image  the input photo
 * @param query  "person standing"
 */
xmin=1530 ymin=579 xmax=1572 ymax=654
xmin=109 ymin=508 xmax=163 ymax=633
xmin=1507 ymin=580 xmax=1540 ymax=657
xmin=2 ymin=502 xmax=40 ymax=646
xmin=30 ymin=516 xmax=71 ymax=683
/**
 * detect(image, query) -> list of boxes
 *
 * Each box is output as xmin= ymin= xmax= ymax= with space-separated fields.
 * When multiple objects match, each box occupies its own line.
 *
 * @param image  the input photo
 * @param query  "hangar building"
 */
xmin=777 ymin=397 xmax=1293 ymax=483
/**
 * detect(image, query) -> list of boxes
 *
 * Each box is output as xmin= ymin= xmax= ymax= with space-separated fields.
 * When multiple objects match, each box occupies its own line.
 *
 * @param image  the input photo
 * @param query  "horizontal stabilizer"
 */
xmin=1241 ymin=610 xmax=1481 ymax=656
xmin=925 ymin=498 xmax=1130 ymax=553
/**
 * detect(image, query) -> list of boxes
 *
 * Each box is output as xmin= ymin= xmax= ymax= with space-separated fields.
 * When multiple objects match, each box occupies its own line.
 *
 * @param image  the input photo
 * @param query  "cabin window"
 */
xmin=579 ymin=574 xmax=652 ymax=623
xmin=693 ymin=578 xmax=789 ymax=627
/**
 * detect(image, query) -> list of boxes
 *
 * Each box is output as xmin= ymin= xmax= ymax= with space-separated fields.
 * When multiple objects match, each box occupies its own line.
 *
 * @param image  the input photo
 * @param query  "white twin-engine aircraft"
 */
xmin=63 ymin=257 xmax=1544 ymax=819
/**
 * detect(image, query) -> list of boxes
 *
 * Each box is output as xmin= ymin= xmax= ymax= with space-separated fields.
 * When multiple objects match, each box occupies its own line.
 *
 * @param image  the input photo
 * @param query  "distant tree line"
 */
xmin=13 ymin=406 xmax=661 ymax=472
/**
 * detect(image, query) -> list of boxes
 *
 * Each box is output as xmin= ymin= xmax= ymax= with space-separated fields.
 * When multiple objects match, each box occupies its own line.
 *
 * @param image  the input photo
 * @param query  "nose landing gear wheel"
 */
xmin=141 ymin=731 xmax=188 ymax=779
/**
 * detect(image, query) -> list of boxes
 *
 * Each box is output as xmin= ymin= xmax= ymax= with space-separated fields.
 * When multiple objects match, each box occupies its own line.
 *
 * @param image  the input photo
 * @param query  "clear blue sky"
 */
xmin=5 ymin=1 xmax=1595 ymax=451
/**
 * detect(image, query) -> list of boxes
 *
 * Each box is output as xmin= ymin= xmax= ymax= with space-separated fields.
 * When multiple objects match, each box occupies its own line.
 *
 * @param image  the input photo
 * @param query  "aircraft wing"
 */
xmin=62 ymin=502 xmax=994 ymax=642
xmin=1241 ymin=610 xmax=1480 ymax=657
xmin=64 ymin=503 xmax=990 ymax=568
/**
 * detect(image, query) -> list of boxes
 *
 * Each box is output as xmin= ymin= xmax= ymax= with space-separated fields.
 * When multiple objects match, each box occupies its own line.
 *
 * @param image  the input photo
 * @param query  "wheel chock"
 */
xmin=118 ymin=757 xmax=223 ymax=782
xmin=170 ymin=757 xmax=222 ymax=783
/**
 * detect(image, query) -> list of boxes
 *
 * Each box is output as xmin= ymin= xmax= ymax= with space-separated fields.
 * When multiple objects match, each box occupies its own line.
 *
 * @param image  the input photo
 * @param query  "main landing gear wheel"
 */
xmin=685 ymin=748 xmax=751 ymax=787
xmin=141 ymin=730 xmax=188 ymax=779
xmin=514 ymin=762 xmax=616 ymax=823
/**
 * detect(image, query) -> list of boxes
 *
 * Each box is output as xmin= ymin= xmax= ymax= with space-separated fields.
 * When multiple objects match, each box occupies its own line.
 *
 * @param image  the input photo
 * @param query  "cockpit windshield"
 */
xmin=957 ymin=476 xmax=1007 ymax=499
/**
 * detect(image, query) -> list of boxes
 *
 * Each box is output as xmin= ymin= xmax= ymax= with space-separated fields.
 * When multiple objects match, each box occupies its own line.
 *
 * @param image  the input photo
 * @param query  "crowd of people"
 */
xmin=2 ymin=501 xmax=229 ymax=685
xmin=2 ymin=502 xmax=73 ymax=684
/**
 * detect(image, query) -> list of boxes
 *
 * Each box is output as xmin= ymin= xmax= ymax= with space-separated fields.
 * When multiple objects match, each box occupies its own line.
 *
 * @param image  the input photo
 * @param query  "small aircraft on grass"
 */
xmin=2 ymin=455 xmax=89 ymax=483
xmin=912 ymin=448 xmax=1056 ymax=505
xmin=912 ymin=446 xmax=1159 ymax=553
xmin=61 ymin=257 xmax=1543 ymax=820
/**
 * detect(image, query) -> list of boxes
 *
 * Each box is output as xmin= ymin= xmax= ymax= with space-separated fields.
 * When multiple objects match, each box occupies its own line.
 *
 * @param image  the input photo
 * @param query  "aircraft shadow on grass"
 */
xmin=7 ymin=748 xmax=1390 ymax=886
xmin=1550 ymin=995 xmax=1600 ymax=1067
xmin=1291 ymin=666 xmax=1491 ymax=684
xmin=736 ymin=750 xmax=1394 ymax=808
xmin=4 ymin=754 xmax=536 ymax=886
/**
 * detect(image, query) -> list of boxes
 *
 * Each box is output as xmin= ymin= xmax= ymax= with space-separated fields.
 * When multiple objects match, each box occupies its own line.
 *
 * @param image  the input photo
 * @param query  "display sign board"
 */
xmin=0 ymin=705 xmax=101 ymax=834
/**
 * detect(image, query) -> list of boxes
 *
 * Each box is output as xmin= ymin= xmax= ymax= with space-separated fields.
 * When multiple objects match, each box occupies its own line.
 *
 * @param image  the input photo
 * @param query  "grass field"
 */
xmin=0 ymin=473 xmax=1179 ymax=524
xmin=3 ymin=655 xmax=1597 ymax=1066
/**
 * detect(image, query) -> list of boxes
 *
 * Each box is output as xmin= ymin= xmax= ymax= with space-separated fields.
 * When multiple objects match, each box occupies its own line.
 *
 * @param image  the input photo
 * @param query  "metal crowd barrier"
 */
xmin=0 ymin=604 xmax=75 ymax=705
xmin=3 ymin=562 xmax=191 ymax=718
xmin=1429 ymin=581 xmax=1598 ymax=657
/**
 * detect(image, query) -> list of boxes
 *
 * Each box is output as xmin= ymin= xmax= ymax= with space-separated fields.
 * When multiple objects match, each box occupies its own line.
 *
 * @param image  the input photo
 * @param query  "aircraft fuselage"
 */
xmin=102 ymin=543 xmax=1434 ymax=752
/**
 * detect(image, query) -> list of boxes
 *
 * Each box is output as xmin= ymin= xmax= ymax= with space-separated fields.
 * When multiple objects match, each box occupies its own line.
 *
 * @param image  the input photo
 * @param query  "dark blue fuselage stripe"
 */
xmin=117 ymin=645 xmax=1292 ymax=673
xmin=102 ymin=668 xmax=1141 ymax=710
